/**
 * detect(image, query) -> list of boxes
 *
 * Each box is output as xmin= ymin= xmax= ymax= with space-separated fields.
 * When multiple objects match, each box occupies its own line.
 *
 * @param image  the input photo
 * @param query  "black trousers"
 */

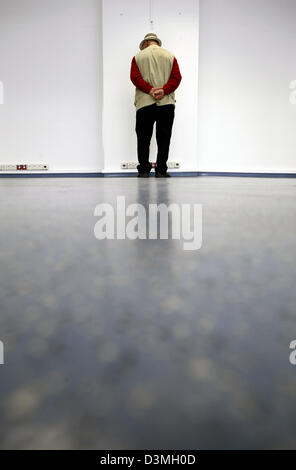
xmin=136 ymin=103 xmax=175 ymax=174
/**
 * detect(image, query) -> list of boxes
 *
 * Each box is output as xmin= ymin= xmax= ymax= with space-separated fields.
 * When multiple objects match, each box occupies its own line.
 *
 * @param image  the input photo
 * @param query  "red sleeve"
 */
xmin=130 ymin=57 xmax=153 ymax=94
xmin=163 ymin=58 xmax=182 ymax=96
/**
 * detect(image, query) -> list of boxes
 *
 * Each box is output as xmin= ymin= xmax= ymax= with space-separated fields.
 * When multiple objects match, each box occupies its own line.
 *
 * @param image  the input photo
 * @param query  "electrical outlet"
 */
xmin=168 ymin=161 xmax=181 ymax=169
xmin=0 ymin=163 xmax=49 ymax=171
xmin=121 ymin=161 xmax=179 ymax=170
xmin=121 ymin=162 xmax=138 ymax=170
xmin=27 ymin=164 xmax=49 ymax=171
xmin=127 ymin=162 xmax=138 ymax=169
xmin=3 ymin=165 xmax=17 ymax=171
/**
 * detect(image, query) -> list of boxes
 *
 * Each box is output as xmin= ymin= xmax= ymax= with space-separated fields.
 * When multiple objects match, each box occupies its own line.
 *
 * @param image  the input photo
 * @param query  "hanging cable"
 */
xmin=149 ymin=0 xmax=154 ymax=31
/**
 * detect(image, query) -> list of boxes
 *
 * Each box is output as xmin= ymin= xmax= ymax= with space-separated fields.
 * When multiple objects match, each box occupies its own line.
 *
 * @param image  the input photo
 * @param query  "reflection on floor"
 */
xmin=0 ymin=176 xmax=295 ymax=449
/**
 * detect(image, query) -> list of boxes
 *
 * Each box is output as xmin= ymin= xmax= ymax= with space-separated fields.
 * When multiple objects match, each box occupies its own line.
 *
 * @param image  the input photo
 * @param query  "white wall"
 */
xmin=102 ymin=0 xmax=199 ymax=172
xmin=198 ymin=0 xmax=296 ymax=173
xmin=1 ymin=0 xmax=296 ymax=174
xmin=0 ymin=0 xmax=103 ymax=173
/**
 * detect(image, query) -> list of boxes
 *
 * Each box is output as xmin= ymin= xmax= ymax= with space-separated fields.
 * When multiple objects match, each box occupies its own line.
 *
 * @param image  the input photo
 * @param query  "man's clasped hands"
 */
xmin=149 ymin=87 xmax=165 ymax=101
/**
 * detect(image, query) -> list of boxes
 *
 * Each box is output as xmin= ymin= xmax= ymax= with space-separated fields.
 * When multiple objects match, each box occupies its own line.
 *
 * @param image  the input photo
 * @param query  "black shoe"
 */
xmin=155 ymin=171 xmax=171 ymax=178
xmin=138 ymin=172 xmax=150 ymax=178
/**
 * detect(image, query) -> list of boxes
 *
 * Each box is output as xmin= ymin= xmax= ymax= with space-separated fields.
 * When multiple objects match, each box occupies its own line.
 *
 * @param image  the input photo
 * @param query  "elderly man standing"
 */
xmin=130 ymin=33 xmax=182 ymax=178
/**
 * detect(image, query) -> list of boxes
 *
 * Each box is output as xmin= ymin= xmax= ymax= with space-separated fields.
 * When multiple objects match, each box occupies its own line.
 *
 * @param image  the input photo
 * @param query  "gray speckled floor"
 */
xmin=0 ymin=176 xmax=296 ymax=450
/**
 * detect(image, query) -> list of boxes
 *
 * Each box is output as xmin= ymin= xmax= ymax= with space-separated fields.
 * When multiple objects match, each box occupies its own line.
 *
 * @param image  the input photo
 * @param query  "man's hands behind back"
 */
xmin=150 ymin=87 xmax=165 ymax=101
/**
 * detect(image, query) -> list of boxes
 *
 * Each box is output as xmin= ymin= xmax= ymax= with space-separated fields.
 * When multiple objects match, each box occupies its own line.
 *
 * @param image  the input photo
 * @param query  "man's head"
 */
xmin=139 ymin=33 xmax=162 ymax=51
xmin=142 ymin=40 xmax=159 ymax=50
